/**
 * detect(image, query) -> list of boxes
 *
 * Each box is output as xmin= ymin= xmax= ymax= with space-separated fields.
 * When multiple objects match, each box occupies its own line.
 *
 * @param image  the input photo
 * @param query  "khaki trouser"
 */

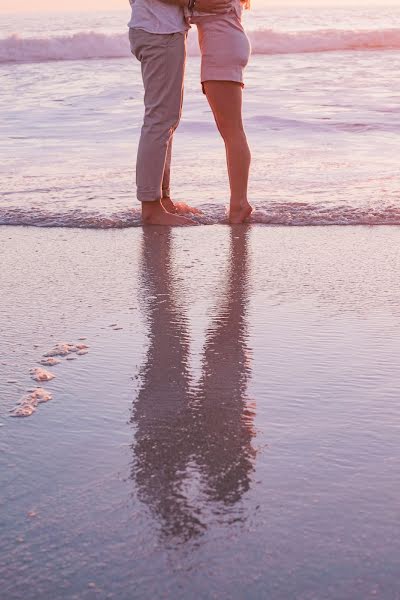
xmin=129 ymin=28 xmax=186 ymax=202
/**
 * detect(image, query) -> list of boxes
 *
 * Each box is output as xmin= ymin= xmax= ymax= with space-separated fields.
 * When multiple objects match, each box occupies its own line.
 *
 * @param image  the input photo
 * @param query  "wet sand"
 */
xmin=1 ymin=225 xmax=400 ymax=600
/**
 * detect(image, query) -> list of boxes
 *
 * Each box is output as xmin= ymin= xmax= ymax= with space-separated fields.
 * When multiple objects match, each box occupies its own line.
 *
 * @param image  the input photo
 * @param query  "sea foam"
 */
xmin=2 ymin=202 xmax=400 ymax=228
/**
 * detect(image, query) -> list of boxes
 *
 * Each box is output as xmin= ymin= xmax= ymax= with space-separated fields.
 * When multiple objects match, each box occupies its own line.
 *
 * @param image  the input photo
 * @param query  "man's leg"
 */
xmin=162 ymin=138 xmax=173 ymax=200
xmin=130 ymin=29 xmax=194 ymax=225
xmin=160 ymin=138 xmax=178 ymax=214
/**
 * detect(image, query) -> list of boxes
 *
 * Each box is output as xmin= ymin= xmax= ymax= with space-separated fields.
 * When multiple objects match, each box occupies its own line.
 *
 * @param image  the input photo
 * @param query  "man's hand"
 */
xmin=177 ymin=0 xmax=233 ymax=13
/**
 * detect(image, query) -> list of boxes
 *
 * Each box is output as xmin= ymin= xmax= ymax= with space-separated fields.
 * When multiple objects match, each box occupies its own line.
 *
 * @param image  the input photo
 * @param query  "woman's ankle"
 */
xmin=230 ymin=198 xmax=250 ymax=210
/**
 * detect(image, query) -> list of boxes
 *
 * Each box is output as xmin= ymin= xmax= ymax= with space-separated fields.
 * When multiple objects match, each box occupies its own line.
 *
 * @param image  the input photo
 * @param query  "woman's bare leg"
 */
xmin=203 ymin=80 xmax=252 ymax=224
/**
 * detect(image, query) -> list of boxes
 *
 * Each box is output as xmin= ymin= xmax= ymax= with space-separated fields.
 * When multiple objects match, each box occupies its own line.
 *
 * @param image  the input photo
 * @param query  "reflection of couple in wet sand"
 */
xmin=129 ymin=0 xmax=252 ymax=226
xmin=131 ymin=227 xmax=256 ymax=540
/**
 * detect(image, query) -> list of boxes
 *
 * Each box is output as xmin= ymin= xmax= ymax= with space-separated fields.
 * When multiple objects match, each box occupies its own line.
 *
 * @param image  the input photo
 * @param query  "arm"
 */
xmin=159 ymin=0 xmax=233 ymax=13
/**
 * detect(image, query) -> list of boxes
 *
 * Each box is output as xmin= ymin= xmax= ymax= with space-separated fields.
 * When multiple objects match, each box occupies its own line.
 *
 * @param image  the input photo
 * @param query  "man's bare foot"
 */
xmin=143 ymin=212 xmax=195 ymax=226
xmin=142 ymin=200 xmax=196 ymax=226
xmin=229 ymin=201 xmax=253 ymax=224
xmin=161 ymin=196 xmax=177 ymax=214
xmin=161 ymin=197 xmax=203 ymax=216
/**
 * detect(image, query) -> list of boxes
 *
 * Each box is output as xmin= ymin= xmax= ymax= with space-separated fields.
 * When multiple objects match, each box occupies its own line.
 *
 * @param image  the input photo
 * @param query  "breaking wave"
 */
xmin=2 ymin=202 xmax=400 ymax=227
xmin=1 ymin=27 xmax=400 ymax=64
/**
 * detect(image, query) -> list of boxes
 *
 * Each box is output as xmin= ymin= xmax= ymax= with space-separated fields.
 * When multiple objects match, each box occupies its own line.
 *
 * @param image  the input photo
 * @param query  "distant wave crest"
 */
xmin=1 ymin=27 xmax=400 ymax=64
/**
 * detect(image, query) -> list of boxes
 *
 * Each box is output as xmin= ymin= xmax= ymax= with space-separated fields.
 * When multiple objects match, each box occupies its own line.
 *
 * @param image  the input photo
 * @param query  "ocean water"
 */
xmin=0 ymin=5 xmax=400 ymax=226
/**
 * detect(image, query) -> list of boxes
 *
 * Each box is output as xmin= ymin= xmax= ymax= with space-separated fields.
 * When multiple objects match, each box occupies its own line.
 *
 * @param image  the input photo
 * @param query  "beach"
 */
xmin=1 ymin=3 xmax=400 ymax=598
xmin=1 ymin=7 xmax=400 ymax=226
xmin=1 ymin=225 xmax=400 ymax=599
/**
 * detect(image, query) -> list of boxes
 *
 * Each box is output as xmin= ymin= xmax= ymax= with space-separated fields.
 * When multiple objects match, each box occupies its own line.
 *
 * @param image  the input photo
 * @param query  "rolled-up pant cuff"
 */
xmin=137 ymin=193 xmax=161 ymax=202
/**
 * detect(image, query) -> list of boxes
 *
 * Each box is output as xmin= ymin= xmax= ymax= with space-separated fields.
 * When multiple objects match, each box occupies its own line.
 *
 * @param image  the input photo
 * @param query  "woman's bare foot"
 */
xmin=142 ymin=200 xmax=196 ymax=226
xmin=229 ymin=201 xmax=253 ymax=224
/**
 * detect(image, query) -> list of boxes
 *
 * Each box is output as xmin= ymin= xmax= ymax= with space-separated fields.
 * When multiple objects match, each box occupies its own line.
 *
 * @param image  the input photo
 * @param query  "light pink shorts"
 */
xmin=192 ymin=13 xmax=251 ymax=90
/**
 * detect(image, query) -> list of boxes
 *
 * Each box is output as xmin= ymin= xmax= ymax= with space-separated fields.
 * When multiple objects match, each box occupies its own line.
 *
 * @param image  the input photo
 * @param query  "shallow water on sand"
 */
xmin=1 ymin=225 xmax=399 ymax=599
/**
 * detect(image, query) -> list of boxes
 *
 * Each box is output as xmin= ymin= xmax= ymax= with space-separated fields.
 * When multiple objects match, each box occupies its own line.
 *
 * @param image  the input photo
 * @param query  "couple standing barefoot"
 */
xmin=129 ymin=0 xmax=253 ymax=225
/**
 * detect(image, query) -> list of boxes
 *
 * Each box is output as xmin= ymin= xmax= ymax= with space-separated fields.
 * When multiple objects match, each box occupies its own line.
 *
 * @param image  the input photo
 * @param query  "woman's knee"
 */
xmin=211 ymin=106 xmax=242 ymax=138
xmin=215 ymin=118 xmax=246 ymax=143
